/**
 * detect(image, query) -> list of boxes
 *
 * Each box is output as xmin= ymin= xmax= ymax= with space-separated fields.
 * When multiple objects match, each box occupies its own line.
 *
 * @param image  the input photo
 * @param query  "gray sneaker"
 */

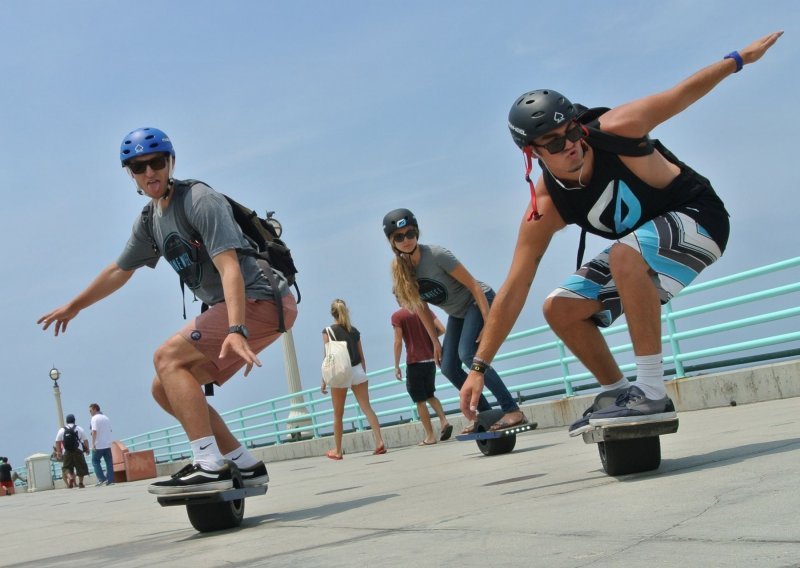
xmin=588 ymin=386 xmax=677 ymax=426
xmin=568 ymin=386 xmax=630 ymax=437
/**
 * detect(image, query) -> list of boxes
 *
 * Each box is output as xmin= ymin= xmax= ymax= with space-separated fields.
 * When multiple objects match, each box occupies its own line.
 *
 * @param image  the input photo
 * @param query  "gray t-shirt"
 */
xmin=415 ymin=244 xmax=491 ymax=319
xmin=116 ymin=180 xmax=286 ymax=305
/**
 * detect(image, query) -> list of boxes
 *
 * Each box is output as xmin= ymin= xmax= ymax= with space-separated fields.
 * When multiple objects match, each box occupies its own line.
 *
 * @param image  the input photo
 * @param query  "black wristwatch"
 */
xmin=228 ymin=324 xmax=249 ymax=339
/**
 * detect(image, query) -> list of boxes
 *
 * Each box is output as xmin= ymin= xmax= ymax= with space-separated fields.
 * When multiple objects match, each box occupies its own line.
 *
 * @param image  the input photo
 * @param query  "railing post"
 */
xmin=664 ymin=302 xmax=685 ymax=377
xmin=557 ymin=340 xmax=574 ymax=396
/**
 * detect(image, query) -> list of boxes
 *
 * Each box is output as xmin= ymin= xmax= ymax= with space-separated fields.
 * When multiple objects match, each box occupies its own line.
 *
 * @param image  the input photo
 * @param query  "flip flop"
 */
xmin=418 ymin=440 xmax=436 ymax=446
xmin=373 ymin=445 xmax=387 ymax=455
xmin=439 ymin=424 xmax=453 ymax=441
xmin=460 ymin=423 xmax=476 ymax=435
xmin=489 ymin=413 xmax=528 ymax=432
xmin=325 ymin=450 xmax=343 ymax=461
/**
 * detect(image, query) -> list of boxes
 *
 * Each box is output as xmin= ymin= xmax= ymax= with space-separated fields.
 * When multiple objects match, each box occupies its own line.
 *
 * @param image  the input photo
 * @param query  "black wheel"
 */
xmin=475 ymin=409 xmax=517 ymax=456
xmin=185 ymin=468 xmax=245 ymax=533
xmin=598 ymin=436 xmax=661 ymax=476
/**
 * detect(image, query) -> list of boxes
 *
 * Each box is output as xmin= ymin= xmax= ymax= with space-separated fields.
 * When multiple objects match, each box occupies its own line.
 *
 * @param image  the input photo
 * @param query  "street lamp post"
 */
xmin=267 ymin=211 xmax=312 ymax=441
xmin=281 ymin=329 xmax=312 ymax=440
xmin=49 ymin=367 xmax=65 ymax=430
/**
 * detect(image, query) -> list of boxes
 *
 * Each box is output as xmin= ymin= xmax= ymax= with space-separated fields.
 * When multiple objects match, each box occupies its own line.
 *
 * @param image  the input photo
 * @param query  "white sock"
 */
xmin=634 ymin=354 xmax=666 ymax=399
xmin=223 ymin=446 xmax=258 ymax=469
xmin=190 ymin=436 xmax=224 ymax=471
xmin=601 ymin=377 xmax=630 ymax=391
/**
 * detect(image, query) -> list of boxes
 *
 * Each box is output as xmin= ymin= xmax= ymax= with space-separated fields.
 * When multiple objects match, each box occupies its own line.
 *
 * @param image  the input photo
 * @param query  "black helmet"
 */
xmin=382 ymin=208 xmax=418 ymax=238
xmin=508 ymin=89 xmax=578 ymax=148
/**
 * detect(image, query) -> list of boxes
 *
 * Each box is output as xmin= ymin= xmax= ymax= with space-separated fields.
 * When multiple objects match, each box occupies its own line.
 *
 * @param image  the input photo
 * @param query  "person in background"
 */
xmin=0 ymin=457 xmax=14 ymax=495
xmin=55 ymin=414 xmax=90 ymax=489
xmin=89 ymin=403 xmax=114 ymax=486
xmin=322 ymin=299 xmax=386 ymax=460
xmin=392 ymin=302 xmax=453 ymax=445
xmin=383 ymin=208 xmax=525 ymax=433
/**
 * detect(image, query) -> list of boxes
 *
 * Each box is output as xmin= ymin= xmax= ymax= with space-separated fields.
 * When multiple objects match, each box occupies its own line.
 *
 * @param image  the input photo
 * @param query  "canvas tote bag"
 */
xmin=321 ymin=327 xmax=353 ymax=388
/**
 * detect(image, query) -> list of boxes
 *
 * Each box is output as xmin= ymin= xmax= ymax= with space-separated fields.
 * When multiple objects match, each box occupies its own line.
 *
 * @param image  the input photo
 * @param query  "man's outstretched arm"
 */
xmin=38 ymin=262 xmax=135 ymax=336
xmin=601 ymin=31 xmax=783 ymax=138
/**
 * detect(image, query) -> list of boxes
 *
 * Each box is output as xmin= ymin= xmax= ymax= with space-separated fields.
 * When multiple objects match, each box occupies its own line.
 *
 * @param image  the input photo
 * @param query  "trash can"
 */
xmin=25 ymin=453 xmax=54 ymax=492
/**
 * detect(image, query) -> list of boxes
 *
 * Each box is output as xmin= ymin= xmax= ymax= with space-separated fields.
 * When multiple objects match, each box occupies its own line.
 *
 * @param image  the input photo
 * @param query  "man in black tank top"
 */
xmin=458 ymin=32 xmax=783 ymax=430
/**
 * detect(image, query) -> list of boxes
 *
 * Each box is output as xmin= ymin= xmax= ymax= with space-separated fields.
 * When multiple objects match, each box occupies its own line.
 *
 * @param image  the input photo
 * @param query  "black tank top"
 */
xmin=543 ymin=140 xmax=730 ymax=251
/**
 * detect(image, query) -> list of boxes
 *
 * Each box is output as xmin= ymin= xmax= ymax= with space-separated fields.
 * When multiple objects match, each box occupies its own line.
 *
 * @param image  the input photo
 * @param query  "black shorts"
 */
xmin=62 ymin=450 xmax=89 ymax=476
xmin=406 ymin=361 xmax=436 ymax=403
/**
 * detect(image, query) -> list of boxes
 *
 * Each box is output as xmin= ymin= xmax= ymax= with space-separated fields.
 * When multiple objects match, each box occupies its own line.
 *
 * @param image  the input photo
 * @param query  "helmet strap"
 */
xmin=522 ymin=147 xmax=542 ymax=221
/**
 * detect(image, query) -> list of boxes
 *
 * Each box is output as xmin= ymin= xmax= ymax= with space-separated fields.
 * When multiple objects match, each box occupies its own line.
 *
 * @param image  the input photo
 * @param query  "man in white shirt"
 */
xmin=89 ymin=403 xmax=114 ymax=486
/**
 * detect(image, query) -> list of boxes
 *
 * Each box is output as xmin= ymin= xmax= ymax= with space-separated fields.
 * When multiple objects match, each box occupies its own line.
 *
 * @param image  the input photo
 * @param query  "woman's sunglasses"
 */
xmin=533 ymin=122 xmax=587 ymax=154
xmin=392 ymin=228 xmax=418 ymax=243
xmin=127 ymin=155 xmax=169 ymax=174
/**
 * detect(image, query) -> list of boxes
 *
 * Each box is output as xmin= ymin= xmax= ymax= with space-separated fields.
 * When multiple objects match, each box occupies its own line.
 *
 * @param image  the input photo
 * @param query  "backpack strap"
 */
xmin=168 ymin=180 xmax=206 ymax=319
xmin=140 ymin=202 xmax=158 ymax=255
xmin=576 ymin=105 xmax=656 ymax=157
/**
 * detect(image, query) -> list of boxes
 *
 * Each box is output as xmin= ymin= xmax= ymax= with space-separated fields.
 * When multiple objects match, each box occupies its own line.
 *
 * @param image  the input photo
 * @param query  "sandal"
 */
xmin=373 ymin=445 xmax=387 ymax=455
xmin=325 ymin=450 xmax=343 ymax=461
xmin=439 ymin=424 xmax=453 ymax=441
xmin=489 ymin=412 xmax=528 ymax=432
xmin=460 ymin=423 xmax=476 ymax=435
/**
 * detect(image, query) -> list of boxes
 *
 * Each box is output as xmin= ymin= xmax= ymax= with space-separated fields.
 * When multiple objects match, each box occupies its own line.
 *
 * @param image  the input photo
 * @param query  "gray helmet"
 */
xmin=508 ymin=89 xmax=578 ymax=148
xmin=382 ymin=208 xmax=418 ymax=238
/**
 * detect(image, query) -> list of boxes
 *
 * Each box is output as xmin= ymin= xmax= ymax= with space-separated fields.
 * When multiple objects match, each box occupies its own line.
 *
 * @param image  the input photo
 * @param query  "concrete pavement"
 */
xmin=2 ymin=395 xmax=798 ymax=568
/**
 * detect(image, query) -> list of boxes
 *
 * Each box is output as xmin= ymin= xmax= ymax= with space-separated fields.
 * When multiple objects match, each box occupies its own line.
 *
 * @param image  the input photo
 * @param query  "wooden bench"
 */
xmin=111 ymin=441 xmax=157 ymax=482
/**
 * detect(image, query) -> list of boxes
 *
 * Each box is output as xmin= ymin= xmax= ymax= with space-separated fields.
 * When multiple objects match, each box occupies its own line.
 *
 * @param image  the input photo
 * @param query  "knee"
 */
xmin=151 ymin=376 xmax=172 ymax=411
xmin=543 ymin=295 xmax=568 ymax=329
xmin=152 ymin=339 xmax=190 ymax=379
xmin=608 ymin=243 xmax=647 ymax=279
xmin=439 ymin=356 xmax=461 ymax=380
xmin=152 ymin=342 xmax=173 ymax=377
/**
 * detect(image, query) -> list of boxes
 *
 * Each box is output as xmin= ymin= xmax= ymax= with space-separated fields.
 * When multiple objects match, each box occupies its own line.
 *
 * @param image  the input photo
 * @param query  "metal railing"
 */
xmin=121 ymin=256 xmax=800 ymax=463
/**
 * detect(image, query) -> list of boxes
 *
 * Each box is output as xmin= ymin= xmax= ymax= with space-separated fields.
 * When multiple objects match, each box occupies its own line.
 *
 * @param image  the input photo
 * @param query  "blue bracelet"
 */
xmin=724 ymin=50 xmax=743 ymax=73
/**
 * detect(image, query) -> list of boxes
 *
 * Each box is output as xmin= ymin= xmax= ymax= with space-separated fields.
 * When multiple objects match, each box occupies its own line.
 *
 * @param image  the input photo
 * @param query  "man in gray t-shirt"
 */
xmin=39 ymin=127 xmax=296 ymax=495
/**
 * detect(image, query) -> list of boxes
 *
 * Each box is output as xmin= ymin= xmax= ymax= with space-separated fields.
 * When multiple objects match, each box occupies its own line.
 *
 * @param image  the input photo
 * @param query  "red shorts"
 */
xmin=179 ymin=293 xmax=298 ymax=386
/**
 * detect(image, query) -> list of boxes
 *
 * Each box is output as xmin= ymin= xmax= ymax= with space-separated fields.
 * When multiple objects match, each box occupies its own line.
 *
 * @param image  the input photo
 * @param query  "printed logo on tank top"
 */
xmin=586 ymin=180 xmax=643 ymax=234
xmin=417 ymin=278 xmax=448 ymax=305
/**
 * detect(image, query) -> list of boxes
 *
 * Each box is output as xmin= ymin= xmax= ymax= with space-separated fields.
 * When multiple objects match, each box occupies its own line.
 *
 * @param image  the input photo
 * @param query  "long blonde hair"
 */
xmin=330 ymin=298 xmax=353 ymax=332
xmin=389 ymin=231 xmax=424 ymax=312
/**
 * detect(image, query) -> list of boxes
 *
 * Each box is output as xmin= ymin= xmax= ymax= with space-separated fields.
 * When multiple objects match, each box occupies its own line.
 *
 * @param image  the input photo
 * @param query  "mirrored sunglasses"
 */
xmin=534 ymin=122 xmax=587 ymax=154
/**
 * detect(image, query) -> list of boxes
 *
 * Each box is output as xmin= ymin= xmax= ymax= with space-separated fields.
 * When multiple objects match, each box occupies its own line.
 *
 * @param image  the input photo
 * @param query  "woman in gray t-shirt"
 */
xmin=382 ymin=209 xmax=525 ymax=433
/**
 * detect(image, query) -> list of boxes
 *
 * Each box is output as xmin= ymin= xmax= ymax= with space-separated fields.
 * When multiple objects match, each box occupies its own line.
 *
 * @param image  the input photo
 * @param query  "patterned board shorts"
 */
xmin=548 ymin=211 xmax=723 ymax=327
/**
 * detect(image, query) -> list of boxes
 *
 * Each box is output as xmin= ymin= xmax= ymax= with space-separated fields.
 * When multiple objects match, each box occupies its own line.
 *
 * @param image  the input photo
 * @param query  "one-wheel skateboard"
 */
xmin=456 ymin=409 xmax=538 ymax=456
xmin=156 ymin=464 xmax=267 ymax=533
xmin=581 ymin=417 xmax=679 ymax=476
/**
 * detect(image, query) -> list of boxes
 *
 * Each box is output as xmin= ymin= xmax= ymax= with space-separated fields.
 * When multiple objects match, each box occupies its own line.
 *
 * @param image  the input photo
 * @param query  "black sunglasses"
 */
xmin=127 ymin=155 xmax=169 ymax=174
xmin=392 ymin=228 xmax=418 ymax=243
xmin=534 ymin=122 xmax=587 ymax=154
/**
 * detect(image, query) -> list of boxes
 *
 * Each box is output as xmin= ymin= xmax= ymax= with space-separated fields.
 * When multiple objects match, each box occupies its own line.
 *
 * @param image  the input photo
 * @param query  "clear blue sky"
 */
xmin=0 ymin=1 xmax=794 ymax=469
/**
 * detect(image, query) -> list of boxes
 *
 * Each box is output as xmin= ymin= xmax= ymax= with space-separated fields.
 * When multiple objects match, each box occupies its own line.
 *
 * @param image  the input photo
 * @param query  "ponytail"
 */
xmin=330 ymin=298 xmax=353 ymax=332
